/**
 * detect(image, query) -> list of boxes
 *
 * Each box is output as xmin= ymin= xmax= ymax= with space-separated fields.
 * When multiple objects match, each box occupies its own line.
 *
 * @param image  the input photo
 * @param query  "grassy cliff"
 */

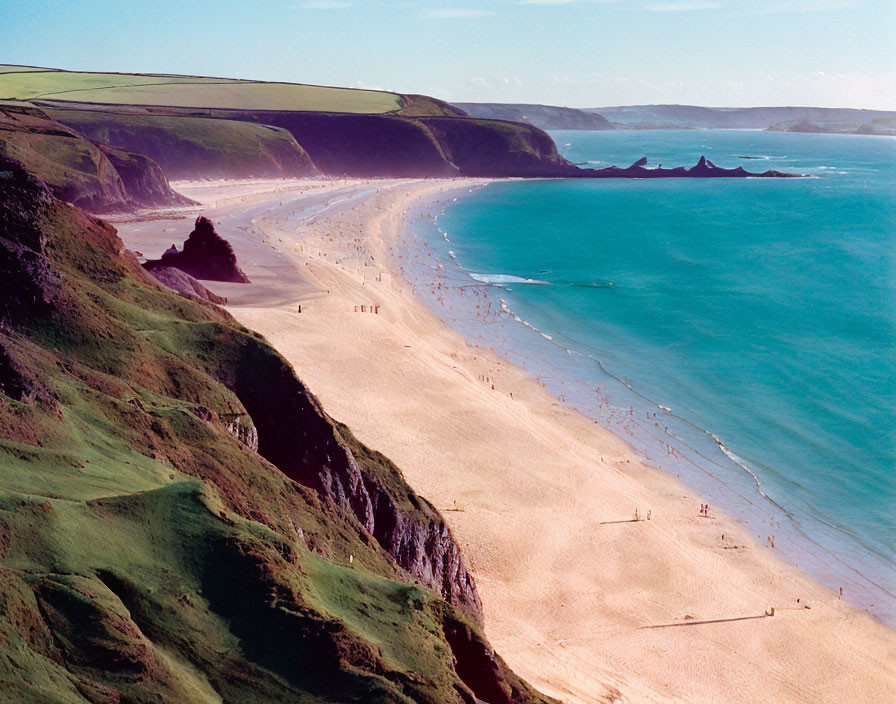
xmin=43 ymin=108 xmax=318 ymax=181
xmin=0 ymin=104 xmax=191 ymax=211
xmin=0 ymin=66 xmax=577 ymax=187
xmin=0 ymin=158 xmax=557 ymax=704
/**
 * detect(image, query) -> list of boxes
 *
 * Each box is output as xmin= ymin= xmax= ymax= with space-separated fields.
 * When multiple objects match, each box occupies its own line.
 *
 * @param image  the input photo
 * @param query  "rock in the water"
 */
xmin=144 ymin=216 xmax=249 ymax=283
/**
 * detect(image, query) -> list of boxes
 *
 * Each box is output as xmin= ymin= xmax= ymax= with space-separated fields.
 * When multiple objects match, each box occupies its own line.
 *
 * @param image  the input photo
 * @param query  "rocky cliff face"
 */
xmin=0 ymin=158 xmax=60 ymax=326
xmin=0 ymin=161 xmax=553 ymax=703
xmin=214 ymin=334 xmax=483 ymax=620
xmin=41 ymin=104 xmax=581 ymax=179
xmin=227 ymin=111 xmax=575 ymax=178
xmin=233 ymin=111 xmax=463 ymax=177
xmin=98 ymin=144 xmax=194 ymax=207
xmin=417 ymin=116 xmax=572 ymax=176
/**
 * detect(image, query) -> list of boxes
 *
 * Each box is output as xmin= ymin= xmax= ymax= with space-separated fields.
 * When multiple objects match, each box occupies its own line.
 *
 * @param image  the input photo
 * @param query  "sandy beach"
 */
xmin=115 ymin=177 xmax=896 ymax=704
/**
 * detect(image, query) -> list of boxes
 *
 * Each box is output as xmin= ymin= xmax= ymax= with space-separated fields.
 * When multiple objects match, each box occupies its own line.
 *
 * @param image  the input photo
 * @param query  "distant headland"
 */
xmin=457 ymin=102 xmax=896 ymax=137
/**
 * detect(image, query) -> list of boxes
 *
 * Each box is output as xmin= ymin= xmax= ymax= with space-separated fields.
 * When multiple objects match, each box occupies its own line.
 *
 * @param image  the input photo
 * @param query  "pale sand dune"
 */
xmin=117 ymin=179 xmax=896 ymax=704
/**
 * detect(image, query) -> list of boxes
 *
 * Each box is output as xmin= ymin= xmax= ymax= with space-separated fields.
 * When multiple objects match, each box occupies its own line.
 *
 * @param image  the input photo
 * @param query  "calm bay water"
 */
xmin=399 ymin=129 xmax=896 ymax=623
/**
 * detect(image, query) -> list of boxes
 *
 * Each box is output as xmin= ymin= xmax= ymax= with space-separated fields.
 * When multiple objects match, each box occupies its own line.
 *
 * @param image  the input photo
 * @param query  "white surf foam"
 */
xmin=469 ymin=273 xmax=550 ymax=286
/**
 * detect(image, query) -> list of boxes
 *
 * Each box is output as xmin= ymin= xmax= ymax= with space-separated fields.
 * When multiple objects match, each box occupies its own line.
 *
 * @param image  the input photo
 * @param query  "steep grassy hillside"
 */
xmin=40 ymin=105 xmax=575 ymax=179
xmin=200 ymin=110 xmax=461 ymax=177
xmin=453 ymin=103 xmax=613 ymax=131
xmin=44 ymin=108 xmax=318 ymax=180
xmin=0 ymin=158 xmax=557 ymax=704
xmin=0 ymin=104 xmax=190 ymax=211
xmin=399 ymin=95 xmax=467 ymax=118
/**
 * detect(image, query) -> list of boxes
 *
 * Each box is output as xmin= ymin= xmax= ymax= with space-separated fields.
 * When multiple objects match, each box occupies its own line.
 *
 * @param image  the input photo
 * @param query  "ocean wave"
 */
xmin=706 ymin=431 xmax=770 ymax=501
xmin=805 ymin=166 xmax=849 ymax=175
xmin=469 ymin=273 xmax=551 ymax=286
xmin=569 ymin=281 xmax=616 ymax=289
xmin=734 ymin=155 xmax=789 ymax=161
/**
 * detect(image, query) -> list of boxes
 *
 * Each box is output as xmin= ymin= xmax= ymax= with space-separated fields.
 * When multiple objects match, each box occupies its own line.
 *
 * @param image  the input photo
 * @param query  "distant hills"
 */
xmin=588 ymin=104 xmax=896 ymax=135
xmin=454 ymin=101 xmax=896 ymax=136
xmin=453 ymin=102 xmax=613 ymax=131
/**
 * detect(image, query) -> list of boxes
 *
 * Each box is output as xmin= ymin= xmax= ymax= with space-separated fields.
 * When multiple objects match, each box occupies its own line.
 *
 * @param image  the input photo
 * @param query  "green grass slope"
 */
xmin=44 ymin=108 xmax=318 ymax=180
xmin=0 ymin=159 xmax=558 ymax=704
xmin=0 ymin=104 xmax=191 ymax=210
xmin=0 ymin=107 xmax=128 ymax=210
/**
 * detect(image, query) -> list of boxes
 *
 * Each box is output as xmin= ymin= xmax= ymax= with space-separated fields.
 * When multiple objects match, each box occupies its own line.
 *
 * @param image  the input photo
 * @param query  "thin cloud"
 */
xmin=745 ymin=0 xmax=862 ymax=14
xmin=421 ymin=8 xmax=497 ymax=18
xmin=518 ymin=0 xmax=621 ymax=4
xmin=297 ymin=1 xmax=350 ymax=8
xmin=643 ymin=1 xmax=720 ymax=10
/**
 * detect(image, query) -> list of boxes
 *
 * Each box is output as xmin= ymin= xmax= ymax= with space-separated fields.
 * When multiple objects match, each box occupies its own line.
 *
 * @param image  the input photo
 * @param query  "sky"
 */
xmin=3 ymin=0 xmax=895 ymax=109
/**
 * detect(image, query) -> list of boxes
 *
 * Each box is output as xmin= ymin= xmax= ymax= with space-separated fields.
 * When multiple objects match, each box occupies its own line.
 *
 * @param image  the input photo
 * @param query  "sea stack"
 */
xmin=144 ymin=216 xmax=249 ymax=283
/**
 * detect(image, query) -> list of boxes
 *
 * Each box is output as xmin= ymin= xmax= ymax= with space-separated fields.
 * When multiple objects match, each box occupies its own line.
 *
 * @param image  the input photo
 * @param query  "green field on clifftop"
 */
xmin=0 ymin=67 xmax=403 ymax=113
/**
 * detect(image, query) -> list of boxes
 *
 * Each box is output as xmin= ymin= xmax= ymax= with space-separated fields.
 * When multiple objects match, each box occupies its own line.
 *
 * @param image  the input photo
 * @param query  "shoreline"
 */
xmin=395 ymin=184 xmax=896 ymax=626
xmin=115 ymin=178 xmax=896 ymax=704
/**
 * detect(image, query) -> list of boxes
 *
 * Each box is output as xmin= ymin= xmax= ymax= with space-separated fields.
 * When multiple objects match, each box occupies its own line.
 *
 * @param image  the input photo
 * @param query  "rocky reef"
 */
xmin=0 ymin=159 xmax=556 ymax=703
xmin=574 ymin=154 xmax=805 ymax=178
xmin=144 ymin=216 xmax=250 ymax=283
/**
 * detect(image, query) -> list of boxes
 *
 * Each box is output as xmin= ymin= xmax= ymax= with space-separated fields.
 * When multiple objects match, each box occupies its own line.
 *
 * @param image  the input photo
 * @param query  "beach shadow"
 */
xmin=600 ymin=519 xmax=641 ymax=525
xmin=641 ymin=613 xmax=770 ymax=629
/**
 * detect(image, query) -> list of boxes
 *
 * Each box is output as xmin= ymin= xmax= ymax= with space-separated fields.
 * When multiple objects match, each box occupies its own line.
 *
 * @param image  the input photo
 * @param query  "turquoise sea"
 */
xmin=398 ymin=129 xmax=896 ymax=624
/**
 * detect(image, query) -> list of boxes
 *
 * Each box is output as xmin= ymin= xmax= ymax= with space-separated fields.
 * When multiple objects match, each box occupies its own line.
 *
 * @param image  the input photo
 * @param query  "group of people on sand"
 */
xmin=699 ymin=503 xmax=710 ymax=517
